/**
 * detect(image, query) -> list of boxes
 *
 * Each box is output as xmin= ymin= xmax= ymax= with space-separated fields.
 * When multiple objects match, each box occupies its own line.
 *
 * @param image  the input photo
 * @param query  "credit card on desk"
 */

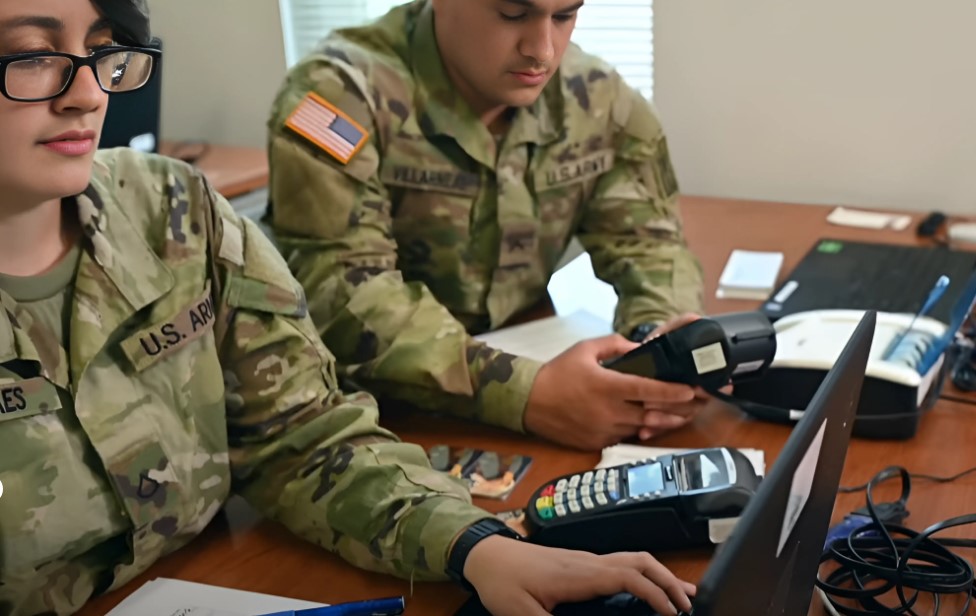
xmin=428 ymin=445 xmax=533 ymax=500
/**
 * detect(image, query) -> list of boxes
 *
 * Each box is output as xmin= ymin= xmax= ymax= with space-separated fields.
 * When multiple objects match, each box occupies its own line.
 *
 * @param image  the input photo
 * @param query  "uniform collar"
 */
xmin=0 ymin=290 xmax=27 ymax=367
xmin=0 ymin=157 xmax=174 ymax=381
xmin=408 ymin=0 xmax=563 ymax=164
xmin=68 ymin=156 xmax=174 ymax=383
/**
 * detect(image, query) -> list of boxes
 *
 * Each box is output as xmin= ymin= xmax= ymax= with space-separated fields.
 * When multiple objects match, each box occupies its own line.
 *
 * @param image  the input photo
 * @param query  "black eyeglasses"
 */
xmin=0 ymin=46 xmax=160 ymax=103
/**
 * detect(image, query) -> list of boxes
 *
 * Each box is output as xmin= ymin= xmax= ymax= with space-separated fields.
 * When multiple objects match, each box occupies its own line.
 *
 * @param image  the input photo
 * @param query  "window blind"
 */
xmin=279 ymin=0 xmax=654 ymax=98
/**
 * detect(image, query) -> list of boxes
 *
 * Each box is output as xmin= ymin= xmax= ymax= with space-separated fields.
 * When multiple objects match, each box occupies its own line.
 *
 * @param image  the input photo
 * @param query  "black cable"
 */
xmin=940 ymin=394 xmax=976 ymax=407
xmin=837 ymin=466 xmax=976 ymax=500
xmin=839 ymin=464 xmax=976 ymax=494
xmin=817 ymin=466 xmax=976 ymax=615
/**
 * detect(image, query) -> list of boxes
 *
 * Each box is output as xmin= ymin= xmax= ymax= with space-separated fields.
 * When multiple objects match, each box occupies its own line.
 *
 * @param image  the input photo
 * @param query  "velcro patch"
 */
xmin=285 ymin=92 xmax=369 ymax=165
xmin=218 ymin=216 xmax=245 ymax=267
xmin=0 ymin=377 xmax=62 ymax=422
xmin=120 ymin=282 xmax=217 ymax=372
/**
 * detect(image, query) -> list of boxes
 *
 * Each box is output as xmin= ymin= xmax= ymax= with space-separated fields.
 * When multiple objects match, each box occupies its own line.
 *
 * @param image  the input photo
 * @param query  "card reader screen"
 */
xmin=627 ymin=463 xmax=664 ymax=496
xmin=683 ymin=450 xmax=730 ymax=491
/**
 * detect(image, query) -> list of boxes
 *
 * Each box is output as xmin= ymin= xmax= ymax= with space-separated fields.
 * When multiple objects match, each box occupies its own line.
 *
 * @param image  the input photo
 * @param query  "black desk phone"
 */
xmin=526 ymin=448 xmax=761 ymax=553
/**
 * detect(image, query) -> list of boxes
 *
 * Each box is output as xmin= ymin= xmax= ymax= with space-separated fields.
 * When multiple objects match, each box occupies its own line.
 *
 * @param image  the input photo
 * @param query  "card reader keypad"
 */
xmin=535 ymin=469 xmax=621 ymax=521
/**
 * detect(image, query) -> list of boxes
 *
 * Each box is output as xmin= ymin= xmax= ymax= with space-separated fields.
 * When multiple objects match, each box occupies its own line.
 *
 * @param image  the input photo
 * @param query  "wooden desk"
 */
xmin=159 ymin=142 xmax=269 ymax=200
xmin=78 ymin=197 xmax=976 ymax=616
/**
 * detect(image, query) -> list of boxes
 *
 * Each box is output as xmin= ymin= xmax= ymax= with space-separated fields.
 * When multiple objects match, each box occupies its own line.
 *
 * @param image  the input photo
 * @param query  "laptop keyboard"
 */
xmin=839 ymin=246 xmax=966 ymax=312
xmin=771 ymin=241 xmax=976 ymax=323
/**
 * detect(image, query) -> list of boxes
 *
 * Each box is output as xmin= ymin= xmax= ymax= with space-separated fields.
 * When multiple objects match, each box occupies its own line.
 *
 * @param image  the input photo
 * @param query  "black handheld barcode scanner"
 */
xmin=604 ymin=312 xmax=777 ymax=390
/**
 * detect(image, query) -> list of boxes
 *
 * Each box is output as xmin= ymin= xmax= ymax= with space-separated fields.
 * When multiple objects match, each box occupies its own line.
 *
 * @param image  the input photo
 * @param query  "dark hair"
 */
xmin=91 ymin=0 xmax=150 ymax=47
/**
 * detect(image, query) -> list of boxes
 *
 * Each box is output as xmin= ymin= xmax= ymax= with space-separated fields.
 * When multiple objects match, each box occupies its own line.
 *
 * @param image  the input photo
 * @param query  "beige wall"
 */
xmin=654 ymin=0 xmax=976 ymax=214
xmin=148 ymin=0 xmax=287 ymax=148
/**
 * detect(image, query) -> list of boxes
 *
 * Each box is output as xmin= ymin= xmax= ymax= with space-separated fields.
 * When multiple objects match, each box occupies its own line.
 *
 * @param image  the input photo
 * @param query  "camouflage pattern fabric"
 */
xmin=267 ymin=0 xmax=705 ymax=434
xmin=0 ymin=149 xmax=491 ymax=616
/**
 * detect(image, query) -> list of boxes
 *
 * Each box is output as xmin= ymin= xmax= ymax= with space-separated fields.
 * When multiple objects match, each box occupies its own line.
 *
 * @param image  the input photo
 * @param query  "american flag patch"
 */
xmin=284 ymin=92 xmax=368 ymax=164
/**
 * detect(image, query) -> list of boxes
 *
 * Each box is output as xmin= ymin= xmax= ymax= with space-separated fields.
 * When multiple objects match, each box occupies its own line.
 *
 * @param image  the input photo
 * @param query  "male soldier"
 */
xmin=267 ymin=0 xmax=707 ymax=450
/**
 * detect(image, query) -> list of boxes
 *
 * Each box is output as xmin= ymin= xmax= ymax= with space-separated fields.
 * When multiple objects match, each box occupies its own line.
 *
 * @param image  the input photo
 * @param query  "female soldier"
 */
xmin=0 ymin=1 xmax=695 ymax=615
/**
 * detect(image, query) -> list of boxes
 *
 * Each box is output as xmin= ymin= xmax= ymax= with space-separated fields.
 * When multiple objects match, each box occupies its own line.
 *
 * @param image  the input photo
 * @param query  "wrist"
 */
xmin=462 ymin=535 xmax=511 ymax=590
xmin=523 ymin=361 xmax=554 ymax=436
xmin=447 ymin=518 xmax=522 ymax=591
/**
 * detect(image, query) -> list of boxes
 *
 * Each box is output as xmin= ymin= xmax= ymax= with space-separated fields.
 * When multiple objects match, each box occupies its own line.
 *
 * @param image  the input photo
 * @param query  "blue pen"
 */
xmin=255 ymin=596 xmax=405 ymax=616
xmin=917 ymin=270 xmax=976 ymax=375
xmin=884 ymin=274 xmax=950 ymax=360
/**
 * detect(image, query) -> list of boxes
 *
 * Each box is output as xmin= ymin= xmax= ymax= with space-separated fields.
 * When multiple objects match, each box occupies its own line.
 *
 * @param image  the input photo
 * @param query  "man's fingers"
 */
xmin=642 ymin=398 xmax=704 ymax=415
xmin=607 ymin=400 xmax=649 ymax=427
xmin=599 ymin=370 xmax=696 ymax=404
xmin=643 ymin=410 xmax=693 ymax=430
xmin=586 ymin=334 xmax=642 ymax=362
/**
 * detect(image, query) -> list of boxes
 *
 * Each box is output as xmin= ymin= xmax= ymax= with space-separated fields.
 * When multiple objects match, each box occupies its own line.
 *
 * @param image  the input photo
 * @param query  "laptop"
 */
xmin=762 ymin=239 xmax=976 ymax=325
xmin=455 ymin=310 xmax=876 ymax=616
xmin=98 ymin=38 xmax=162 ymax=153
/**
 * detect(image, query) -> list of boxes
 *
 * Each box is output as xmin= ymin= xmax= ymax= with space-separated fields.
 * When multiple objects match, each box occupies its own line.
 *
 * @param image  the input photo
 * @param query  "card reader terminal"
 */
xmin=526 ymin=448 xmax=760 ymax=554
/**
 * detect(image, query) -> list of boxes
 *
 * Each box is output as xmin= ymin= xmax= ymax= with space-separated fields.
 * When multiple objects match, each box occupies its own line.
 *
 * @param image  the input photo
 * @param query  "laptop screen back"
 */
xmin=694 ymin=311 xmax=875 ymax=615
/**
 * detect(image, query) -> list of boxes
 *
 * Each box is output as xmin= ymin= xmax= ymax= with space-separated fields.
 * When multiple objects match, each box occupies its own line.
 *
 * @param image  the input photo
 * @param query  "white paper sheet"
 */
xmin=598 ymin=443 xmax=766 ymax=477
xmin=547 ymin=251 xmax=618 ymax=322
xmin=474 ymin=310 xmax=612 ymax=362
xmin=105 ymin=578 xmax=326 ymax=616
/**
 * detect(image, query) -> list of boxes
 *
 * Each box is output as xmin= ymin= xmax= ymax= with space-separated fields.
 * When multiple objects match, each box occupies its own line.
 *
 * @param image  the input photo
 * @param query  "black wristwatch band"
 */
xmin=447 ymin=518 xmax=522 ymax=591
xmin=629 ymin=322 xmax=660 ymax=342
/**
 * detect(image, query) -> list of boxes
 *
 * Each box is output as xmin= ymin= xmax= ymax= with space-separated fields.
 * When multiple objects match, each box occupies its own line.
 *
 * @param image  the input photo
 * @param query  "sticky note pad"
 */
xmin=716 ymin=250 xmax=785 ymax=300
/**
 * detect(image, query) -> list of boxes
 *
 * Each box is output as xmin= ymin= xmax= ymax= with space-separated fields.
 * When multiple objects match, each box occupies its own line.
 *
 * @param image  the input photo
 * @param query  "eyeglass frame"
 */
xmin=0 ymin=45 xmax=161 ymax=103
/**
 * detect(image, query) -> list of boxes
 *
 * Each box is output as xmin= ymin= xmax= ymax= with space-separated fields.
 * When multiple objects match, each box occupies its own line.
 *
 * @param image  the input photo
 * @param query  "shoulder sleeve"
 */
xmin=187 ymin=168 xmax=492 ymax=580
xmin=267 ymin=53 xmax=541 ymax=434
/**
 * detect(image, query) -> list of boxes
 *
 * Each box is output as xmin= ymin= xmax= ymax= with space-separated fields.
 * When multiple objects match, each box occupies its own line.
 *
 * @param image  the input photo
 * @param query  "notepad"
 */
xmin=716 ymin=250 xmax=785 ymax=300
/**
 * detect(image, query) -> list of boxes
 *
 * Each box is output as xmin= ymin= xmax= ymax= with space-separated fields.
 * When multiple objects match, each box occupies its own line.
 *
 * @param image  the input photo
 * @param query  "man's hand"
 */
xmin=525 ymin=334 xmax=696 ymax=450
xmin=465 ymin=537 xmax=696 ymax=616
xmin=638 ymin=387 xmax=724 ymax=441
xmin=634 ymin=313 xmax=721 ymax=441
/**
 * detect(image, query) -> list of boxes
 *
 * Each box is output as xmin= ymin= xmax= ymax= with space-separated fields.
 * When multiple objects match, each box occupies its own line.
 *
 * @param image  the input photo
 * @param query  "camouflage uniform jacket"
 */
xmin=0 ymin=149 xmax=489 ymax=616
xmin=267 ymin=0 xmax=705 ymax=433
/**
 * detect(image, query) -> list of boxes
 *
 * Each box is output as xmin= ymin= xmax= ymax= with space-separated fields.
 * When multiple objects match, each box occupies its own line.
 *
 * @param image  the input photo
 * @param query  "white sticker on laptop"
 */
xmin=777 ymin=418 xmax=827 ymax=557
xmin=692 ymin=342 xmax=727 ymax=374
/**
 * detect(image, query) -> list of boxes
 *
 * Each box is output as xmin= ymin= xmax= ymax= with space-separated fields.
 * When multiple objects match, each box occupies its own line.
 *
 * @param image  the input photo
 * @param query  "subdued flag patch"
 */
xmin=284 ymin=92 xmax=368 ymax=164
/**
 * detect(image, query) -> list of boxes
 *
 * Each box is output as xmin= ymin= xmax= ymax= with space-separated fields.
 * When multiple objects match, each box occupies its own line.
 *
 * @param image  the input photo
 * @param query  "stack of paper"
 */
xmin=715 ymin=250 xmax=784 ymax=301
